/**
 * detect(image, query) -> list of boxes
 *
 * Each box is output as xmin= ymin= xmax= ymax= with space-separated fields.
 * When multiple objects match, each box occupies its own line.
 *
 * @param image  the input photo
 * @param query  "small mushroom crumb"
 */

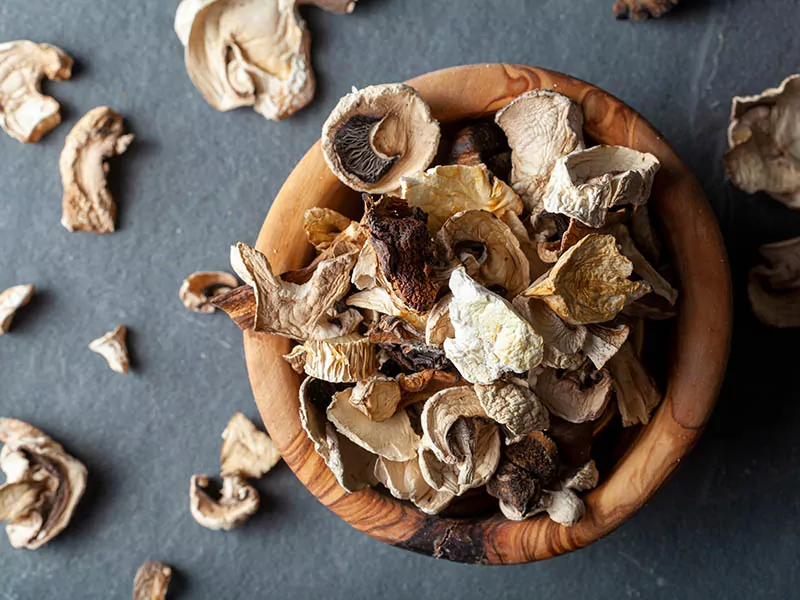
xmin=613 ymin=0 xmax=679 ymax=19
xmin=60 ymin=107 xmax=134 ymax=234
xmin=180 ymin=271 xmax=239 ymax=314
xmin=0 ymin=41 xmax=73 ymax=143
xmin=190 ymin=474 xmax=259 ymax=531
xmin=0 ymin=285 xmax=34 ymax=335
xmin=748 ymin=236 xmax=800 ymax=328
xmin=133 ymin=561 xmax=172 ymax=600
xmin=88 ymin=325 xmax=130 ymax=374
xmin=349 ymin=376 xmax=402 ymax=422
xmin=220 ymin=413 xmax=281 ymax=479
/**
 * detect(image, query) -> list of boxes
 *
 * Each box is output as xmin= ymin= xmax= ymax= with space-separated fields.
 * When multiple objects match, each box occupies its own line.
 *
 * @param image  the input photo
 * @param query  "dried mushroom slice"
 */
xmin=189 ymin=475 xmax=259 ymax=531
xmin=351 ymin=239 xmax=379 ymax=290
xmin=449 ymin=121 xmax=512 ymax=180
xmin=0 ymin=41 xmax=72 ymax=143
xmin=133 ymin=561 xmax=172 ymax=600
xmin=523 ymin=234 xmax=651 ymax=325
xmin=304 ymin=208 xmax=353 ymax=251
xmin=513 ymin=297 xmax=587 ymax=355
xmin=220 ymin=413 xmax=281 ymax=479
xmin=499 ymin=211 xmax=551 ymax=281
xmin=322 ymin=84 xmax=440 ymax=193
xmin=180 ymin=271 xmax=239 ymax=314
xmin=608 ymin=342 xmax=660 ymax=426
xmin=748 ymin=236 xmax=800 ymax=328
xmin=60 ymin=107 xmax=134 ymax=234
xmin=400 ymin=165 xmax=523 ymax=233
xmin=348 ymin=376 xmax=402 ymax=422
xmin=0 ymin=285 xmax=34 ymax=335
xmin=725 ymin=74 xmax=800 ymax=208
xmin=444 ymin=268 xmax=543 ymax=384
xmin=613 ymin=0 xmax=679 ymax=20
xmin=533 ymin=365 xmax=613 ymax=424
xmin=495 ymin=90 xmax=585 ymax=214
xmin=288 ymin=334 xmax=377 ymax=383
xmin=0 ymin=419 xmax=87 ymax=549
xmin=544 ymin=146 xmax=660 ymax=228
xmin=583 ymin=323 xmax=630 ymax=369
xmin=610 ymin=224 xmax=677 ymax=305
xmin=374 ymin=456 xmax=454 ymax=515
xmin=474 ymin=380 xmax=549 ymax=444
xmin=436 ymin=210 xmax=531 ymax=297
xmin=420 ymin=387 xmax=488 ymax=463
xmin=425 ymin=294 xmax=454 ymax=347
xmin=88 ymin=325 xmax=130 ymax=374
xmin=230 ymin=242 xmax=357 ymax=340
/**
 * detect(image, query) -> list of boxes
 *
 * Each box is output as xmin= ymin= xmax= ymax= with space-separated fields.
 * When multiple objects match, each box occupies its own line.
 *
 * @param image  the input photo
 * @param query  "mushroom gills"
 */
xmin=333 ymin=114 xmax=398 ymax=184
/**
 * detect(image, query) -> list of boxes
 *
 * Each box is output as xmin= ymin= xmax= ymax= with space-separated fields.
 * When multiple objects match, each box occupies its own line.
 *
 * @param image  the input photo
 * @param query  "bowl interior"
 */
xmin=242 ymin=64 xmax=732 ymax=564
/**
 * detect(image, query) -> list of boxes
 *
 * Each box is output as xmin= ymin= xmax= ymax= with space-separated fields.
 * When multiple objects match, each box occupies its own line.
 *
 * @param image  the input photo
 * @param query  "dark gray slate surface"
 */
xmin=1 ymin=0 xmax=799 ymax=597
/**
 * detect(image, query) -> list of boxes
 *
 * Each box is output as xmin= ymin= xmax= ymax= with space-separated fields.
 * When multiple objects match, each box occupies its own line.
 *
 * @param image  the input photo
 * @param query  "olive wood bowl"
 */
xmin=242 ymin=64 xmax=732 ymax=564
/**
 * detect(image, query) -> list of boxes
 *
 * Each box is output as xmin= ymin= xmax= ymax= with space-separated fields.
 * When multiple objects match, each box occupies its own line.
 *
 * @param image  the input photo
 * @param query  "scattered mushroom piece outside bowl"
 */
xmin=235 ymin=64 xmax=732 ymax=564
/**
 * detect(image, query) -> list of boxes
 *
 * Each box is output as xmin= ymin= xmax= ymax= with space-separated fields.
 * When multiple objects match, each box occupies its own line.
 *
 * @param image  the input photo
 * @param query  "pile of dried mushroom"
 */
xmin=218 ymin=83 xmax=678 ymax=526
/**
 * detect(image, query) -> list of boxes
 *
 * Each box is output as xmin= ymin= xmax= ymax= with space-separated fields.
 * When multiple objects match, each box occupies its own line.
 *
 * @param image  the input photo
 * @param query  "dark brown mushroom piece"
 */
xmin=613 ymin=0 xmax=679 ymax=19
xmin=449 ymin=121 xmax=512 ymax=181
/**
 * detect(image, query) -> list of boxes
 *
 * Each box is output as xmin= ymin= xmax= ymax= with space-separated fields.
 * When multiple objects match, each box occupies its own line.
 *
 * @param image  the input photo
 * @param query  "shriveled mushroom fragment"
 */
xmin=60 ymin=107 xmax=134 ymax=234
xmin=348 ymin=376 xmax=402 ymax=421
xmin=583 ymin=322 xmax=630 ymax=369
xmin=748 ymin=236 xmax=800 ymax=327
xmin=495 ymin=90 xmax=585 ymax=213
xmin=608 ymin=342 xmax=660 ymax=426
xmin=304 ymin=208 xmax=353 ymax=251
xmin=400 ymin=165 xmax=523 ymax=233
xmin=180 ymin=271 xmax=239 ymax=313
xmin=0 ymin=285 xmax=34 ymax=335
xmin=0 ymin=419 xmax=87 ymax=549
xmin=523 ymin=234 xmax=651 ymax=325
xmin=88 ymin=325 xmax=130 ymax=374
xmin=533 ymin=365 xmax=613 ymax=424
xmin=449 ymin=121 xmax=511 ymax=180
xmin=0 ymin=41 xmax=72 ymax=143
xmin=444 ymin=268 xmax=543 ymax=384
xmin=544 ymin=146 xmax=660 ymax=228
xmin=425 ymin=294 xmax=454 ymax=346
xmin=514 ymin=297 xmax=587 ymax=355
xmin=220 ymin=413 xmax=281 ymax=479
xmin=133 ymin=561 xmax=172 ymax=600
xmin=474 ymin=379 xmax=549 ymax=444
xmin=351 ymin=239 xmax=378 ymax=290
xmin=725 ymin=74 xmax=800 ymax=208
xmin=322 ymin=84 xmax=440 ymax=193
xmin=190 ymin=475 xmax=259 ymax=531
xmin=374 ymin=455 xmax=454 ymax=515
xmin=285 ymin=334 xmax=376 ymax=383
xmin=613 ymin=0 xmax=678 ymax=19
xmin=610 ymin=223 xmax=677 ymax=305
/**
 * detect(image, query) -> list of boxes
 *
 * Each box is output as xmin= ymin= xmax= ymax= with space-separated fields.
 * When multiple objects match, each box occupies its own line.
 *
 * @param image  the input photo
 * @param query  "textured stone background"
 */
xmin=1 ymin=0 xmax=799 ymax=597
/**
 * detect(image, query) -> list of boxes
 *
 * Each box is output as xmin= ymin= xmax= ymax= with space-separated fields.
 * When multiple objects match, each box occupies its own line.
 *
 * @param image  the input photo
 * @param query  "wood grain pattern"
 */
xmin=240 ymin=64 xmax=732 ymax=564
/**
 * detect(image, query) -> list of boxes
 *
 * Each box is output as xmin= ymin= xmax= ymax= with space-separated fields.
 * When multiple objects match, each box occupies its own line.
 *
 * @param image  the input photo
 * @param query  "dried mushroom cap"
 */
xmin=298 ymin=377 xmax=377 ymax=492
xmin=420 ymin=387 xmax=488 ymax=463
xmin=544 ymin=146 xmax=660 ymax=228
xmin=436 ymin=210 xmax=531 ymax=297
xmin=748 ymin=236 xmax=800 ymax=327
xmin=374 ymin=456 xmax=454 ymax=515
xmin=533 ymin=365 xmax=613 ymax=423
xmin=60 ymin=107 xmax=134 ymax=234
xmin=725 ymin=74 xmax=800 ymax=208
xmin=304 ymin=208 xmax=353 ymax=251
xmin=230 ymin=242 xmax=357 ymax=340
xmin=133 ymin=561 xmax=172 ymax=600
xmin=583 ymin=323 xmax=630 ymax=369
xmin=328 ymin=388 xmax=420 ymax=461
xmin=291 ymin=334 xmax=377 ymax=383
xmin=88 ymin=325 xmax=130 ymax=374
xmin=400 ymin=165 xmax=523 ymax=233
xmin=474 ymin=380 xmax=549 ymax=444
xmin=495 ymin=90 xmax=585 ymax=213
xmin=444 ymin=268 xmax=543 ymax=384
xmin=610 ymin=224 xmax=677 ymax=305
xmin=608 ymin=342 xmax=660 ymax=426
xmin=450 ymin=121 xmax=512 ymax=180
xmin=514 ymin=297 xmax=587 ymax=355
xmin=322 ymin=84 xmax=440 ymax=193
xmin=0 ymin=41 xmax=72 ymax=143
xmin=0 ymin=419 xmax=87 ymax=549
xmin=0 ymin=285 xmax=34 ymax=335
xmin=425 ymin=294 xmax=454 ymax=347
xmin=614 ymin=0 xmax=679 ymax=19
xmin=220 ymin=413 xmax=281 ymax=479
xmin=348 ymin=376 xmax=402 ymax=422
xmin=180 ymin=271 xmax=239 ymax=314
xmin=189 ymin=474 xmax=259 ymax=531
xmin=523 ymin=234 xmax=651 ymax=325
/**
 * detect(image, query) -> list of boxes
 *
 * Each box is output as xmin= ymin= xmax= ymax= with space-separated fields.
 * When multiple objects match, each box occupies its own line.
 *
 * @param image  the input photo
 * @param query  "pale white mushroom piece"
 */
xmin=327 ymin=388 xmax=420 ymax=461
xmin=351 ymin=239 xmax=379 ymax=290
xmin=748 ymin=236 xmax=800 ymax=328
xmin=88 ymin=325 xmax=130 ymax=374
xmin=420 ymin=386 xmax=488 ymax=463
xmin=304 ymin=207 xmax=353 ymax=251
xmin=60 ymin=107 xmax=134 ymax=234
xmin=609 ymin=224 xmax=677 ymax=305
xmin=539 ymin=488 xmax=585 ymax=527
xmin=373 ymin=455 xmax=454 ymax=515
xmin=179 ymin=271 xmax=239 ymax=314
xmin=608 ymin=342 xmax=661 ymax=426
xmin=0 ymin=41 xmax=72 ymax=143
xmin=220 ymin=413 xmax=281 ymax=479
xmin=400 ymin=164 xmax=523 ymax=232
xmin=348 ymin=376 xmax=402 ymax=422
xmin=725 ymin=74 xmax=800 ymax=208
xmin=425 ymin=294 xmax=454 ymax=347
xmin=582 ymin=323 xmax=630 ymax=369
xmin=189 ymin=475 xmax=259 ymax=531
xmin=0 ymin=419 xmax=87 ymax=549
xmin=322 ymin=83 xmax=440 ymax=194
xmin=133 ymin=561 xmax=172 ymax=600
xmin=0 ymin=285 xmax=34 ymax=335
xmin=533 ymin=366 xmax=613 ymax=424
xmin=543 ymin=145 xmax=660 ymax=228
xmin=495 ymin=90 xmax=585 ymax=213
xmin=289 ymin=334 xmax=377 ymax=383
xmin=444 ymin=268 xmax=543 ymax=384
xmin=474 ymin=379 xmax=549 ymax=444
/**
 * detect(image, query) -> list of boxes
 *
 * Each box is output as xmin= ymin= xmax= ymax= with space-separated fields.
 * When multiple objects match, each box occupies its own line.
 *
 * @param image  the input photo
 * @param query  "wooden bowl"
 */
xmin=242 ymin=64 xmax=732 ymax=564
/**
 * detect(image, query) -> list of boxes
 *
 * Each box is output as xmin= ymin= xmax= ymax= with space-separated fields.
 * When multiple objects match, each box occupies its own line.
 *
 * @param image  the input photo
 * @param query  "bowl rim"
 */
xmin=242 ymin=63 xmax=733 ymax=564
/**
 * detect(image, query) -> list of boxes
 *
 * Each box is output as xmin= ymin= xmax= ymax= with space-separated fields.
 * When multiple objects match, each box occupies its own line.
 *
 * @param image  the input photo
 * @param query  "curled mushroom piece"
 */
xmin=0 ymin=419 xmax=87 ymax=549
xmin=348 ymin=376 xmax=402 ymax=422
xmin=449 ymin=121 xmax=512 ymax=180
xmin=400 ymin=164 xmax=523 ymax=233
xmin=748 ymin=236 xmax=800 ymax=328
xmin=176 ymin=0 xmax=356 ymax=120
xmin=514 ymin=297 xmax=587 ymax=356
xmin=133 ymin=561 xmax=172 ymax=600
xmin=608 ymin=342 xmax=661 ymax=426
xmin=88 ymin=325 xmax=130 ymax=374
xmin=322 ymin=84 xmax=440 ymax=193
xmin=0 ymin=285 xmax=34 ymax=335
xmin=60 ymin=107 xmax=134 ymax=234
xmin=613 ymin=0 xmax=679 ymax=19
xmin=220 ymin=413 xmax=281 ymax=479
xmin=474 ymin=379 xmax=549 ymax=444
xmin=523 ymin=234 xmax=651 ymax=325
xmin=0 ymin=41 xmax=72 ymax=143
xmin=190 ymin=474 xmax=259 ymax=531
xmin=583 ymin=322 xmax=630 ymax=369
xmin=180 ymin=271 xmax=239 ymax=314
xmin=544 ymin=146 xmax=660 ymax=228
xmin=285 ymin=334 xmax=377 ymax=383
xmin=533 ymin=364 xmax=613 ymax=424
xmin=495 ymin=90 xmax=585 ymax=214
xmin=725 ymin=74 xmax=800 ymax=208
xmin=304 ymin=208 xmax=353 ymax=251
xmin=373 ymin=456 xmax=454 ymax=515
xmin=609 ymin=224 xmax=678 ymax=305
xmin=425 ymin=294 xmax=454 ymax=347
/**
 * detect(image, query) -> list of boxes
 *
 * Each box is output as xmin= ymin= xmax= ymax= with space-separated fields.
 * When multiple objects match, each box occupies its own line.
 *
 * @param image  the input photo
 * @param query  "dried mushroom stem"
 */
xmin=133 ymin=561 xmax=172 ymax=600
xmin=180 ymin=271 xmax=239 ymax=314
xmin=613 ymin=0 xmax=679 ymax=19
xmin=0 ymin=285 xmax=34 ymax=335
xmin=88 ymin=325 xmax=130 ymax=374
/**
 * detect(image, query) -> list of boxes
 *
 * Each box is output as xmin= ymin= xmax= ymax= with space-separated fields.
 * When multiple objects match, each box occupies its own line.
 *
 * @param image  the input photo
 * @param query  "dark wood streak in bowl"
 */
xmin=241 ymin=64 xmax=732 ymax=564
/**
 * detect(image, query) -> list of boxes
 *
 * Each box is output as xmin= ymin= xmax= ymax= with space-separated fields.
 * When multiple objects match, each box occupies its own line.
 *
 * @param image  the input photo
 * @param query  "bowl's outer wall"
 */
xmin=242 ymin=64 xmax=733 ymax=564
